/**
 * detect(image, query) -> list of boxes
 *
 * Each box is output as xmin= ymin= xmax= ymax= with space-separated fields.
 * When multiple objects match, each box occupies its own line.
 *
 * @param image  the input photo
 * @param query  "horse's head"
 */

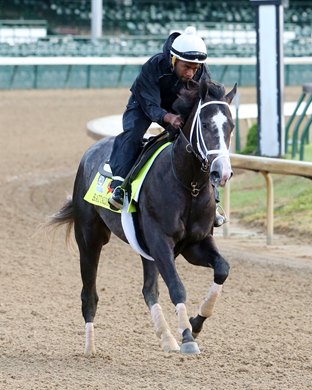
xmin=173 ymin=79 xmax=237 ymax=187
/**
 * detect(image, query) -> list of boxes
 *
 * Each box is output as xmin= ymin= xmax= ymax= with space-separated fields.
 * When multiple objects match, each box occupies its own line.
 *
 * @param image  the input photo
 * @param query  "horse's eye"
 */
xmin=202 ymin=123 xmax=208 ymax=129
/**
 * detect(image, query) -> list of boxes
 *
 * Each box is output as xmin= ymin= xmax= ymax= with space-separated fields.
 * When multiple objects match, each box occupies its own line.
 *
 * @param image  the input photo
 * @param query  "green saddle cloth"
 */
xmin=84 ymin=142 xmax=171 ymax=213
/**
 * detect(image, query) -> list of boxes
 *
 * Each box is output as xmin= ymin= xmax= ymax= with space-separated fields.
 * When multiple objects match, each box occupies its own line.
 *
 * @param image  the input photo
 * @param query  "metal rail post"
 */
xmin=222 ymin=170 xmax=274 ymax=244
xmin=261 ymin=172 xmax=274 ymax=245
xmin=291 ymin=94 xmax=312 ymax=158
xmin=284 ymin=91 xmax=306 ymax=153
xmin=233 ymin=93 xmax=241 ymax=152
xmin=299 ymin=115 xmax=312 ymax=161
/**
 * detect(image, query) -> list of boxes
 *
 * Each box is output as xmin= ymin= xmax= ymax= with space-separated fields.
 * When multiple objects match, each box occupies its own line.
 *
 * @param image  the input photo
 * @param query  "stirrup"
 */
xmin=108 ymin=187 xmax=125 ymax=211
xmin=214 ymin=205 xmax=227 ymax=227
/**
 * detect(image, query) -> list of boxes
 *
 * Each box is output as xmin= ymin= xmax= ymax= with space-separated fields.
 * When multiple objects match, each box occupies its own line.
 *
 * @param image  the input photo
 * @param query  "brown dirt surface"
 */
xmin=0 ymin=87 xmax=311 ymax=390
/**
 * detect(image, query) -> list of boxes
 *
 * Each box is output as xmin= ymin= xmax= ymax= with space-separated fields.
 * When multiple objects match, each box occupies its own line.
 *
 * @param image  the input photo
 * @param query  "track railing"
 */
xmin=1 ymin=56 xmax=312 ymax=89
xmin=85 ymin=116 xmax=312 ymax=245
xmin=224 ymin=154 xmax=312 ymax=244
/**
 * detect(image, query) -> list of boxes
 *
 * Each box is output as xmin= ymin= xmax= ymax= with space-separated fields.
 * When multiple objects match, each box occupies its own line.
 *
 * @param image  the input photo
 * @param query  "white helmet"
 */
xmin=170 ymin=26 xmax=207 ymax=64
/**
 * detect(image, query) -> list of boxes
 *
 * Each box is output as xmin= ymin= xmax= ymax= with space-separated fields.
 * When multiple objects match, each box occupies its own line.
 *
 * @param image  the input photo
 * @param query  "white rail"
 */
xmin=225 ymin=154 xmax=312 ymax=244
xmin=1 ymin=56 xmax=312 ymax=66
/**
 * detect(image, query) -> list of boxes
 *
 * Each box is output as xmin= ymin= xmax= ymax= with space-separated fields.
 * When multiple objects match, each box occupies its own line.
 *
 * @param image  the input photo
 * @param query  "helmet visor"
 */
xmin=171 ymin=47 xmax=207 ymax=62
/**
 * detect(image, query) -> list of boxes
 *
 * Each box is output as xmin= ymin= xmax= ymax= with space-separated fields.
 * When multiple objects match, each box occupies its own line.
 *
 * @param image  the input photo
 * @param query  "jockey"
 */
xmin=108 ymin=26 xmax=226 ymax=227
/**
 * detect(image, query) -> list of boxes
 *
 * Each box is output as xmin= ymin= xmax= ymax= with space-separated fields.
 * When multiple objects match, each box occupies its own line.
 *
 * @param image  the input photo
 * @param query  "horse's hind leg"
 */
xmin=141 ymin=257 xmax=180 ymax=352
xmin=75 ymin=206 xmax=110 ymax=355
xmin=182 ymin=235 xmax=230 ymax=339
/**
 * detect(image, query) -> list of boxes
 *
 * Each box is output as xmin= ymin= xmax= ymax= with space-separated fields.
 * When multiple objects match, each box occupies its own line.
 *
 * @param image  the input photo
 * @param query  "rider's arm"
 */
xmin=134 ymin=58 xmax=175 ymax=126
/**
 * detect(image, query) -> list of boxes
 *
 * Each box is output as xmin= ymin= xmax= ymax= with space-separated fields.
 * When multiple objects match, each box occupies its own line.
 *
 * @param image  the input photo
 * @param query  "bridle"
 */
xmin=181 ymin=99 xmax=231 ymax=172
xmin=171 ymin=98 xmax=232 ymax=197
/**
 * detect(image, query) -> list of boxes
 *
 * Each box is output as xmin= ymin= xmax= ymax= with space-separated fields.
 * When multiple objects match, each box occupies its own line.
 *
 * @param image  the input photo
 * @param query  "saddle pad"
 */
xmin=83 ymin=142 xmax=171 ymax=213
xmin=84 ymin=174 xmax=118 ymax=212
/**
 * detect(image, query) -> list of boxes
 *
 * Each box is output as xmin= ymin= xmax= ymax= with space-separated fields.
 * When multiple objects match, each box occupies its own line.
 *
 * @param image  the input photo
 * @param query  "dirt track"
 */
xmin=0 ymin=88 xmax=311 ymax=390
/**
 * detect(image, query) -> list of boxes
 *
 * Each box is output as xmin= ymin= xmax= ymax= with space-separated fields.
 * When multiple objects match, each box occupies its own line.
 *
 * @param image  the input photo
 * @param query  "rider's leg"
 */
xmin=109 ymin=96 xmax=152 ymax=209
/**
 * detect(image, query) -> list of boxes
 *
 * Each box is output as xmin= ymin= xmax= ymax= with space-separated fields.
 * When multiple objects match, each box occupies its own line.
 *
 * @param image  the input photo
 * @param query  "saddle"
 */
xmin=100 ymin=129 xmax=176 ymax=193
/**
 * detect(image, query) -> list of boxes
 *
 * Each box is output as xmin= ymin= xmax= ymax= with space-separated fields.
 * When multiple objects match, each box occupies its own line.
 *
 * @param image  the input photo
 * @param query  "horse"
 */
xmin=50 ymin=79 xmax=237 ymax=355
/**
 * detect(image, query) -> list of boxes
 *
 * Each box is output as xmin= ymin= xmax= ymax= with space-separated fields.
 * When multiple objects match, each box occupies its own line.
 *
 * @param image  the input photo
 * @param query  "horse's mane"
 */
xmin=173 ymin=79 xmax=226 ymax=119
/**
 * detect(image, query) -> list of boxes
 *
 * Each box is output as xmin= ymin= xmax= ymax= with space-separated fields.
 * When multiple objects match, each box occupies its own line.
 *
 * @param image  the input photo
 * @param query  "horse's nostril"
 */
xmin=230 ymin=171 xmax=234 ymax=179
xmin=210 ymin=171 xmax=220 ymax=184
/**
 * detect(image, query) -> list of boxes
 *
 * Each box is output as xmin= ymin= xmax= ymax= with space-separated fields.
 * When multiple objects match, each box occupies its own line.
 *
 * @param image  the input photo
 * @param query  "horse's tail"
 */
xmin=48 ymin=196 xmax=74 ymax=247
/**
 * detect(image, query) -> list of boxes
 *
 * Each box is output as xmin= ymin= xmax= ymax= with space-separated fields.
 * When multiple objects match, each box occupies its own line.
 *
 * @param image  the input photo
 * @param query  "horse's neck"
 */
xmin=171 ymin=96 xmax=211 ymax=187
xmin=172 ymin=132 xmax=209 ymax=188
xmin=182 ymin=97 xmax=200 ymax=140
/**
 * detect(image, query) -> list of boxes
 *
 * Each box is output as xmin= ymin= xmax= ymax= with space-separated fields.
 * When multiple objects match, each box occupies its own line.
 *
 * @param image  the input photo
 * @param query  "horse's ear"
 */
xmin=185 ymin=79 xmax=198 ymax=90
xmin=225 ymin=83 xmax=237 ymax=104
xmin=199 ymin=79 xmax=208 ymax=100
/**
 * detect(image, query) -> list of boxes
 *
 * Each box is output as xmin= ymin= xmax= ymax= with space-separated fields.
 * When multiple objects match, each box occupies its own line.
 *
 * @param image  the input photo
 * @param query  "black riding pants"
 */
xmin=109 ymin=95 xmax=152 ymax=188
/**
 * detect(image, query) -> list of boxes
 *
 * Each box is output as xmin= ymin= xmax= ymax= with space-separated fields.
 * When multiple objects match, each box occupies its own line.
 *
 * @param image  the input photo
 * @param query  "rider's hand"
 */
xmin=163 ymin=113 xmax=184 ymax=129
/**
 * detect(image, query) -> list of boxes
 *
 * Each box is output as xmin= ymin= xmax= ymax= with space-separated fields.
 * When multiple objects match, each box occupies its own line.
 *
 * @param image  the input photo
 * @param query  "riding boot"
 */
xmin=214 ymin=205 xmax=227 ymax=227
xmin=108 ymin=180 xmax=125 ymax=211
xmin=213 ymin=185 xmax=227 ymax=227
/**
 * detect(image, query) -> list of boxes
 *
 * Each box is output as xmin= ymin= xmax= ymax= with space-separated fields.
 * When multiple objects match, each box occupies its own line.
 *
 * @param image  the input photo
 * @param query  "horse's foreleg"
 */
xmin=199 ymin=282 xmax=223 ymax=318
xmin=182 ymin=235 xmax=230 ymax=339
xmin=190 ymin=282 xmax=223 ymax=338
xmin=176 ymin=303 xmax=200 ymax=354
xmin=143 ymin=243 xmax=200 ymax=354
xmin=141 ymin=257 xmax=179 ymax=352
xmin=151 ymin=304 xmax=180 ymax=352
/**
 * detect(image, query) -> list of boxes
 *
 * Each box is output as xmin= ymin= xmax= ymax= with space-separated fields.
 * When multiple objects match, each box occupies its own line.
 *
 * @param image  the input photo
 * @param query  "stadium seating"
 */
xmin=0 ymin=1 xmax=310 ymax=91
xmin=0 ymin=1 xmax=311 ymax=59
xmin=4 ymin=1 xmax=311 ymax=33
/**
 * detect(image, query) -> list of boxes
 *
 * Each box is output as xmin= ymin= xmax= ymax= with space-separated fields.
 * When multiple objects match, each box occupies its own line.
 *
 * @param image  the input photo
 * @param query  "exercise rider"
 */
xmin=108 ymin=26 xmax=226 ymax=227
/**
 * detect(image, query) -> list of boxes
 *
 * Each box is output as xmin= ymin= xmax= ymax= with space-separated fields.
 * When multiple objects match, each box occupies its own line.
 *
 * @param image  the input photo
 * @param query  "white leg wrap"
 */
xmin=199 ymin=282 xmax=223 ymax=318
xmin=150 ymin=304 xmax=180 ymax=352
xmin=84 ymin=322 xmax=96 ymax=356
xmin=176 ymin=303 xmax=192 ymax=335
xmin=151 ymin=303 xmax=170 ymax=338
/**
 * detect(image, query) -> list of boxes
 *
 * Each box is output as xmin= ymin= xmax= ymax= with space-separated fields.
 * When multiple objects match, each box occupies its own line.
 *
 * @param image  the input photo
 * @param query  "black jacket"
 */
xmin=130 ymin=32 xmax=211 ymax=126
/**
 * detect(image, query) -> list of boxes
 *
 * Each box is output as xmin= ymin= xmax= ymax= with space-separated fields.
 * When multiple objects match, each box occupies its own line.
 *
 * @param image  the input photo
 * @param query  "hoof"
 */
xmin=161 ymin=333 xmax=180 ymax=353
xmin=84 ymin=350 xmax=96 ymax=357
xmin=84 ymin=346 xmax=96 ymax=356
xmin=162 ymin=344 xmax=180 ymax=353
xmin=180 ymin=341 xmax=200 ymax=355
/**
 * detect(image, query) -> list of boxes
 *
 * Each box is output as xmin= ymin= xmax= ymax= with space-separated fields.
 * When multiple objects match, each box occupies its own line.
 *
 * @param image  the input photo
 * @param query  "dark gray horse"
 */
xmin=50 ymin=79 xmax=237 ymax=355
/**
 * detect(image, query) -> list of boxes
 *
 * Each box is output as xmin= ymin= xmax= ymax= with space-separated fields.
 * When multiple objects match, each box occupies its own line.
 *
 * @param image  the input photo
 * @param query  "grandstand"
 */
xmin=0 ymin=0 xmax=311 ymax=57
xmin=0 ymin=0 xmax=311 ymax=88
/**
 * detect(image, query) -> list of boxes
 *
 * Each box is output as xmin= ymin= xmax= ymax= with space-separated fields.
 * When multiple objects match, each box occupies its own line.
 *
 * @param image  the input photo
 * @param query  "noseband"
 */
xmin=183 ymin=99 xmax=231 ymax=171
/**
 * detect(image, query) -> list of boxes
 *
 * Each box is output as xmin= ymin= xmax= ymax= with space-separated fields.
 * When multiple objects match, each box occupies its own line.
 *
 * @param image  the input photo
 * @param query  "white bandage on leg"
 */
xmin=150 ymin=303 xmax=170 ymax=338
xmin=198 ymin=282 xmax=223 ymax=318
xmin=151 ymin=303 xmax=180 ymax=352
xmin=176 ymin=303 xmax=192 ymax=335
xmin=85 ymin=322 xmax=96 ymax=355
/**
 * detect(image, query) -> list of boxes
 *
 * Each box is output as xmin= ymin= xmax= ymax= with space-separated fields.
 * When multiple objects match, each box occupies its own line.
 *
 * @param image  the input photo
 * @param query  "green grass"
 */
xmin=219 ymin=171 xmax=312 ymax=239
xmin=302 ymin=143 xmax=312 ymax=161
xmin=285 ymin=142 xmax=312 ymax=162
xmin=227 ymin=131 xmax=312 ymax=238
